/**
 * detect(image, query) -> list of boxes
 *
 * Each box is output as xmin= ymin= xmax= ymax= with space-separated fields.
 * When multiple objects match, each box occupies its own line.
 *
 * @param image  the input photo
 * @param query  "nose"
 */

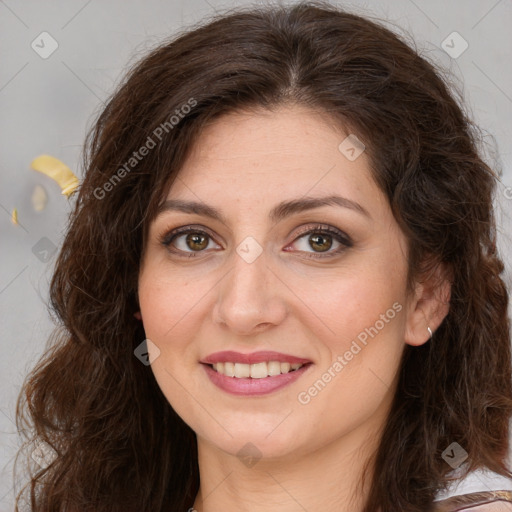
xmin=212 ymin=244 xmax=288 ymax=335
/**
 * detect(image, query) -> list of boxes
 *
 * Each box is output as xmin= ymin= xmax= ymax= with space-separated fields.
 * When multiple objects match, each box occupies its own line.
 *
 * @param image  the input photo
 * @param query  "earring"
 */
xmin=427 ymin=326 xmax=433 ymax=339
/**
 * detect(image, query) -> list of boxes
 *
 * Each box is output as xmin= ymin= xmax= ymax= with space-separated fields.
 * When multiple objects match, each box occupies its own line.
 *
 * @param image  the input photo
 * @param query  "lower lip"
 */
xmin=202 ymin=363 xmax=313 ymax=396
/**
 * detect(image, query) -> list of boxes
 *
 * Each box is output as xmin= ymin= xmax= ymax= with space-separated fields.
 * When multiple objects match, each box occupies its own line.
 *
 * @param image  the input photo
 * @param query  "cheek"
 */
xmin=299 ymin=249 xmax=408 ymax=412
xmin=304 ymin=259 xmax=407 ymax=352
xmin=137 ymin=264 xmax=219 ymax=408
xmin=295 ymin=284 xmax=406 ymax=445
xmin=138 ymin=266 xmax=208 ymax=342
xmin=137 ymin=268 xmax=207 ymax=417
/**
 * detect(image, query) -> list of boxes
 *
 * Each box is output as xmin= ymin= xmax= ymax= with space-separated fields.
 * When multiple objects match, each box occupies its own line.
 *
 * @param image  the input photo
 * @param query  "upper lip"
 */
xmin=201 ymin=351 xmax=312 ymax=365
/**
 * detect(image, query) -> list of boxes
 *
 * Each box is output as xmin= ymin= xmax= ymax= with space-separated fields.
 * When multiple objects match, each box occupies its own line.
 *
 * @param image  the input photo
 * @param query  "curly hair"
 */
xmin=14 ymin=2 xmax=512 ymax=511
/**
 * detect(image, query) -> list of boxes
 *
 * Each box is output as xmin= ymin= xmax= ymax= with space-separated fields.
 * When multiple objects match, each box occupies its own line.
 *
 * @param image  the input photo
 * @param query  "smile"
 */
xmin=211 ymin=361 xmax=304 ymax=378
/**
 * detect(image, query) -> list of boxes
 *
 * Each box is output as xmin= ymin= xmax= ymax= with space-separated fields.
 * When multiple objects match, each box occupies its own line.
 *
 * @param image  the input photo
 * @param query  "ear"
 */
xmin=404 ymin=260 xmax=452 ymax=346
xmin=134 ymin=311 xmax=142 ymax=321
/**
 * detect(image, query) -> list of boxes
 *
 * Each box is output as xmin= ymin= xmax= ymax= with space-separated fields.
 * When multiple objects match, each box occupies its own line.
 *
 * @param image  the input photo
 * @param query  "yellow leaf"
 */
xmin=30 ymin=155 xmax=79 ymax=197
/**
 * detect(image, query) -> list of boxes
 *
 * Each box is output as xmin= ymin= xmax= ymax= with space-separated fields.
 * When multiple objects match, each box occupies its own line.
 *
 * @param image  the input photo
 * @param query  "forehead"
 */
xmin=166 ymin=105 xmax=385 ymax=218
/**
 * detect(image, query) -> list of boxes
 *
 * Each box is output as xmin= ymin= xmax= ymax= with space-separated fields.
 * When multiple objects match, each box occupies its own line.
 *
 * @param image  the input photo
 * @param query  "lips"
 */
xmin=201 ymin=350 xmax=312 ymax=365
xmin=200 ymin=350 xmax=313 ymax=396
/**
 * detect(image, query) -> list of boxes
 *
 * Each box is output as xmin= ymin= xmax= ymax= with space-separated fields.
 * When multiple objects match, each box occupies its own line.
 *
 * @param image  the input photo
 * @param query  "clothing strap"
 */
xmin=433 ymin=490 xmax=512 ymax=511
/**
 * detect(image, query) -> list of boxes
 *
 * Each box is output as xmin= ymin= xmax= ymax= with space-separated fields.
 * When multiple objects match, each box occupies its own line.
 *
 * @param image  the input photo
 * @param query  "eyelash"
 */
xmin=159 ymin=224 xmax=353 ymax=260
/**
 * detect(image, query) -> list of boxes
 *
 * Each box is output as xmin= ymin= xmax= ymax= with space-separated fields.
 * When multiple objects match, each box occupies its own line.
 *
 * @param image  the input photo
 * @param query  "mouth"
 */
xmin=200 ymin=351 xmax=313 ymax=396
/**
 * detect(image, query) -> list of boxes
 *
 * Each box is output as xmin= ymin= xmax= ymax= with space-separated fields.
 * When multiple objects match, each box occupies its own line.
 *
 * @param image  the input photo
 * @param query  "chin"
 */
xmin=196 ymin=420 xmax=313 ymax=462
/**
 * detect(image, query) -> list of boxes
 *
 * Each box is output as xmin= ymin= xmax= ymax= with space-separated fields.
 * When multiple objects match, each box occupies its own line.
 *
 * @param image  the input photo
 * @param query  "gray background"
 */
xmin=1 ymin=0 xmax=511 ymax=509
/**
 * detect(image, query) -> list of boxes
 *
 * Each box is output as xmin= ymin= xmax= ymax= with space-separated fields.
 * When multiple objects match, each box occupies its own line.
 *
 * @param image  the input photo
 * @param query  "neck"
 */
xmin=191 ymin=418 xmax=383 ymax=512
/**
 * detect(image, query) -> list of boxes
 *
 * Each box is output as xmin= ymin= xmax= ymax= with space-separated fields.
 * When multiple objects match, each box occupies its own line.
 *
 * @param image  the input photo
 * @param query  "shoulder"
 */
xmin=433 ymin=466 xmax=512 ymax=511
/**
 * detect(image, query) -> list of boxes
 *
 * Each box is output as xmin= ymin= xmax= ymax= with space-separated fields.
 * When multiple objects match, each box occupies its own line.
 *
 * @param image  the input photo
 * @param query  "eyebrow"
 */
xmin=157 ymin=195 xmax=371 ymax=224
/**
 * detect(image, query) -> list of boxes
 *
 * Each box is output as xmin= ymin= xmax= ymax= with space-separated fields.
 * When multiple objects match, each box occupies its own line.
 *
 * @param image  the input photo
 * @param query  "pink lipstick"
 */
xmin=201 ymin=350 xmax=313 ymax=396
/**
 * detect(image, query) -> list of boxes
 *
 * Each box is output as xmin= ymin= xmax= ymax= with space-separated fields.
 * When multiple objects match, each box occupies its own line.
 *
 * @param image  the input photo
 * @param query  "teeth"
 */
xmin=280 ymin=362 xmax=291 ymax=373
xmin=224 ymin=362 xmax=235 ymax=377
xmin=268 ymin=361 xmax=281 ymax=376
xmin=211 ymin=361 xmax=305 ymax=378
xmin=234 ymin=362 xmax=250 ymax=378
xmin=250 ymin=362 xmax=268 ymax=379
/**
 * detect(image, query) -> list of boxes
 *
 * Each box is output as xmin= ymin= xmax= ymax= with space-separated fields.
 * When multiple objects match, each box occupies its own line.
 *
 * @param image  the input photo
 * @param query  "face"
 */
xmin=138 ymin=104 xmax=417 ymax=462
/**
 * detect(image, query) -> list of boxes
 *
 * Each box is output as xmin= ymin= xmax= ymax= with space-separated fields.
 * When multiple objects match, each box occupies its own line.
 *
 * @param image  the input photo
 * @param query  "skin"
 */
xmin=137 ymin=104 xmax=450 ymax=512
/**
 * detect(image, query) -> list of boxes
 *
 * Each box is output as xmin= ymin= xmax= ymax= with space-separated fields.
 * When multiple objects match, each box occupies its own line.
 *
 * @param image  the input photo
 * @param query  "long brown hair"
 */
xmin=14 ymin=2 xmax=512 ymax=511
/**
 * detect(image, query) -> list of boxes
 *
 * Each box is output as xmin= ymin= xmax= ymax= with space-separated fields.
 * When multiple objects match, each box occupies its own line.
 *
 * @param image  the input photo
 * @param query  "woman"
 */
xmin=14 ymin=2 xmax=512 ymax=511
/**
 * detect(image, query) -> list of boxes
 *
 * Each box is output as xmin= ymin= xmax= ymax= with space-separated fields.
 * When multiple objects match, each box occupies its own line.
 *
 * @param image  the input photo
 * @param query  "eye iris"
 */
xmin=310 ymin=233 xmax=332 ymax=252
xmin=186 ymin=233 xmax=208 ymax=251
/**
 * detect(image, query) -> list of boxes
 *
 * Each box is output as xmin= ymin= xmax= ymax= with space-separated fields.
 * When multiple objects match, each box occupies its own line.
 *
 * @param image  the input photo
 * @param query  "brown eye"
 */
xmin=288 ymin=224 xmax=352 ymax=259
xmin=308 ymin=233 xmax=333 ymax=252
xmin=160 ymin=226 xmax=221 ymax=258
xmin=184 ymin=232 xmax=209 ymax=251
xmin=160 ymin=224 xmax=351 ymax=260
